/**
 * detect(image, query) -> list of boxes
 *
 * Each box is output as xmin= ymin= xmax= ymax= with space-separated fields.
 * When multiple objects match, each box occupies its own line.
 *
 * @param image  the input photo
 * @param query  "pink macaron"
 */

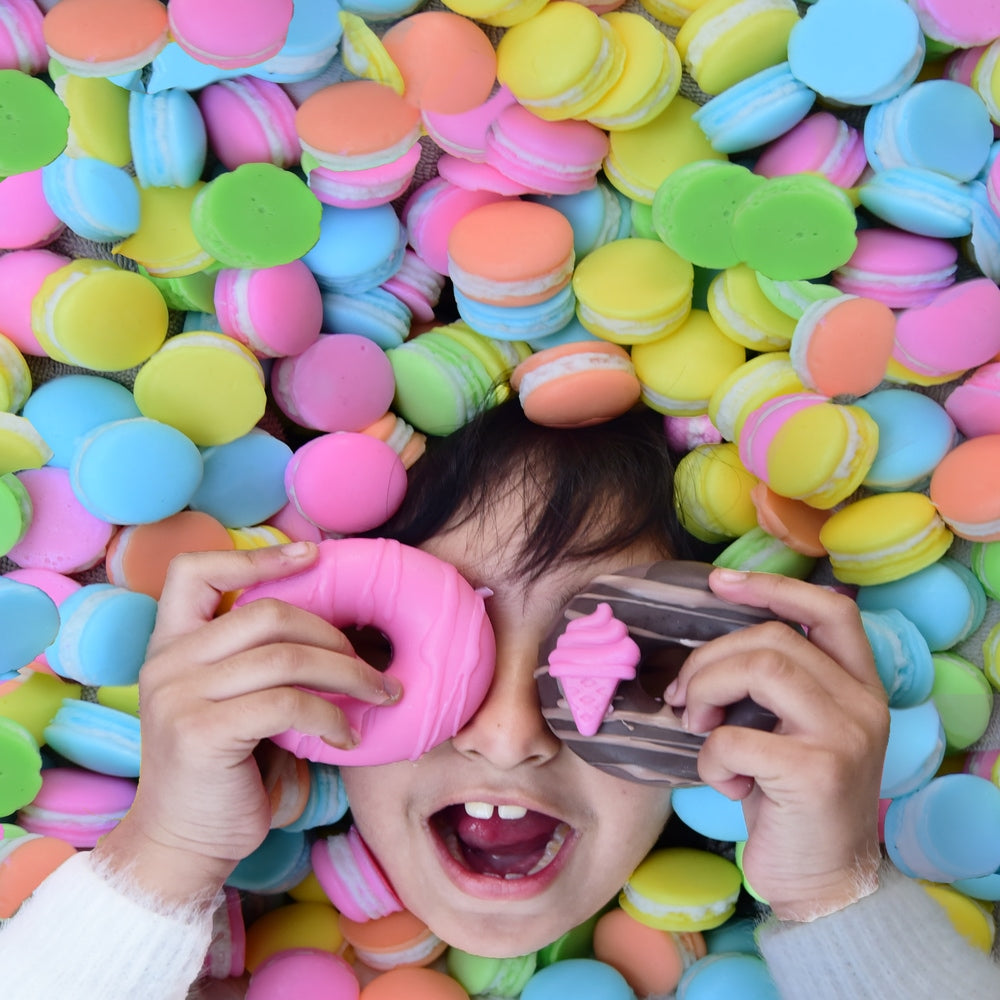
xmin=510 ymin=341 xmax=641 ymax=428
xmin=485 ymin=103 xmax=610 ymax=196
xmin=753 ymin=111 xmax=868 ymax=189
xmin=0 ymin=0 xmax=48 ymax=74
xmin=0 ymin=249 xmax=71 ymax=356
xmin=402 ymin=178 xmax=506 ymax=276
xmin=0 ymin=169 xmax=64 ymax=251
xmin=6 ymin=467 xmax=114 ymax=574
xmin=422 ymin=85 xmax=518 ymax=163
xmin=832 ymin=227 xmax=958 ymax=308
xmin=310 ymin=826 xmax=403 ymax=923
xmin=270 ymin=333 xmax=396 ymax=433
xmin=436 ymin=153 xmax=542 ymax=196
xmin=247 ymin=949 xmax=359 ymax=1000
xmin=198 ymin=76 xmax=300 ymax=171
xmin=284 ymin=432 xmax=408 ymax=536
xmin=16 ymin=766 xmax=136 ymax=848
xmin=167 ymin=0 xmax=294 ymax=69
xmin=945 ymin=362 xmax=1000 ymax=438
xmin=892 ymin=277 xmax=1000 ymax=380
xmin=306 ymin=143 xmax=422 ymax=210
xmin=380 ymin=248 xmax=446 ymax=324
xmin=214 ymin=260 xmax=323 ymax=359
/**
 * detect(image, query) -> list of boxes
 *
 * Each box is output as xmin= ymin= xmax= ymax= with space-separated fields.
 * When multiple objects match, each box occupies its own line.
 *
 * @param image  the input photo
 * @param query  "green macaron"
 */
xmin=0 ymin=70 xmax=70 ymax=176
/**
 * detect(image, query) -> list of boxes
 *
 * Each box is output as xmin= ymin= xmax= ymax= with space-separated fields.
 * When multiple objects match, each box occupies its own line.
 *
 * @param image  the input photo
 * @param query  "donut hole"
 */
xmin=341 ymin=624 xmax=393 ymax=672
xmin=636 ymin=643 xmax=691 ymax=703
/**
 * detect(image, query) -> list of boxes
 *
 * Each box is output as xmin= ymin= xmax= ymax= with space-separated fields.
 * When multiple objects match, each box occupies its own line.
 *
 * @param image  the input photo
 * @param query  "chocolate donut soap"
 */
xmin=535 ymin=560 xmax=794 ymax=786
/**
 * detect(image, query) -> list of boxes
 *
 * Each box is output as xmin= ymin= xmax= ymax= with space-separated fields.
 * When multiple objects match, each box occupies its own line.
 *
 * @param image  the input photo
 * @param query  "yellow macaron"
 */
xmin=673 ymin=441 xmax=760 ymax=543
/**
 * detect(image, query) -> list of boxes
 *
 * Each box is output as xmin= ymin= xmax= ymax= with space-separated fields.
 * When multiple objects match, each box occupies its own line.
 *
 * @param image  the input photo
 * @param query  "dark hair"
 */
xmin=373 ymin=396 xmax=715 ymax=580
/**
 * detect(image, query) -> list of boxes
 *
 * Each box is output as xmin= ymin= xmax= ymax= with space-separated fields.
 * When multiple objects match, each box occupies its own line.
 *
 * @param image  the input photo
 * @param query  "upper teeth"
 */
xmin=464 ymin=802 xmax=528 ymax=820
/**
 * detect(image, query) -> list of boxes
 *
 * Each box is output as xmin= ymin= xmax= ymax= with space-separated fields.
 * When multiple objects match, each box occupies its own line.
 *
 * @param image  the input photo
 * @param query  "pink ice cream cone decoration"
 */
xmin=547 ymin=602 xmax=641 ymax=736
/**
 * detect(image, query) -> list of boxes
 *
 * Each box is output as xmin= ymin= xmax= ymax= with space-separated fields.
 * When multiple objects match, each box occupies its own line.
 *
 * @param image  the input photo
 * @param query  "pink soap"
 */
xmin=945 ymin=45 xmax=987 ymax=87
xmin=284 ymin=432 xmax=407 ymax=536
xmin=266 ymin=501 xmax=324 ymax=543
xmin=214 ymin=260 xmax=323 ymax=359
xmin=485 ymin=103 xmax=610 ymax=196
xmin=380 ymin=248 xmax=445 ymax=323
xmin=16 ymin=766 xmax=136 ymax=848
xmin=436 ymin=153 xmax=541 ymax=197
xmin=754 ymin=112 xmax=868 ymax=189
xmin=833 ymin=227 xmax=958 ymax=308
xmin=0 ymin=249 xmax=71 ymax=355
xmin=168 ymin=0 xmax=294 ymax=69
xmin=307 ymin=143 xmax=421 ymax=210
xmin=945 ymin=362 xmax=1000 ymax=438
xmin=893 ymin=278 xmax=1000 ymax=377
xmin=247 ymin=949 xmax=359 ymax=1000
xmin=422 ymin=85 xmax=518 ymax=163
xmin=0 ymin=0 xmax=48 ymax=73
xmin=402 ymin=177 xmax=506 ymax=276
xmin=6 ymin=467 xmax=114 ymax=574
xmin=270 ymin=333 xmax=396 ymax=433
xmin=202 ymin=887 xmax=246 ymax=980
xmin=663 ymin=413 xmax=724 ymax=452
xmin=910 ymin=0 xmax=1000 ymax=46
xmin=738 ymin=392 xmax=826 ymax=481
xmin=0 ymin=170 xmax=64 ymax=251
xmin=198 ymin=76 xmax=300 ymax=171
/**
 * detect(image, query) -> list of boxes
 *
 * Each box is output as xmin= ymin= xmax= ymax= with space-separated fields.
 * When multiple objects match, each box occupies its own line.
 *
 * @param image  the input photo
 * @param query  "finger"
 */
xmin=193 ymin=641 xmax=402 ymax=705
xmin=150 ymin=596 xmax=358 ymax=674
xmin=698 ymin=725 xmax=792 ymax=796
xmin=706 ymin=569 xmax=880 ymax=688
xmin=152 ymin=543 xmax=320 ymax=647
xmin=680 ymin=647 xmax=839 ymax=735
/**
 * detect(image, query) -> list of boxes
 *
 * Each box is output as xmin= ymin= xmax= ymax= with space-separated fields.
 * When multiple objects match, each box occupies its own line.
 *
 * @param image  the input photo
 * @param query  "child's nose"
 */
xmin=450 ymin=643 xmax=561 ymax=770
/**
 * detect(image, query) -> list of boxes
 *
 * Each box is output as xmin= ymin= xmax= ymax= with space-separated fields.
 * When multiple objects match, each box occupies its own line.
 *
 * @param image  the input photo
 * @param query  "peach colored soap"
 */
xmin=382 ymin=11 xmax=497 ymax=114
xmin=930 ymin=435 xmax=1000 ymax=541
xmin=42 ymin=0 xmax=169 ymax=76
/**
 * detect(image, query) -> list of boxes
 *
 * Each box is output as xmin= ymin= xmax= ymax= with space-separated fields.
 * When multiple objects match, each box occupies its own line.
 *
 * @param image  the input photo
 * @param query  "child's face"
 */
xmin=341 ymin=497 xmax=675 ymax=957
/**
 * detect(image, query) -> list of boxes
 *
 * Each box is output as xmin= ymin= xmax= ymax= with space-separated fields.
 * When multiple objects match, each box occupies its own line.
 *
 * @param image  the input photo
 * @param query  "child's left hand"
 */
xmin=664 ymin=568 xmax=890 ymax=922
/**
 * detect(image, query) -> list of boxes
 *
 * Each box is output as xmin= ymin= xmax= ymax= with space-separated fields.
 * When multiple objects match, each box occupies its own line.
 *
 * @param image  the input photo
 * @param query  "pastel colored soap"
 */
xmin=754 ymin=111 xmax=867 ymax=189
xmin=510 ymin=341 xmax=641 ymax=429
xmin=167 ymin=0 xmax=293 ymax=69
xmin=0 ymin=70 xmax=69 ymax=176
xmin=0 ymin=169 xmax=64 ymax=251
xmin=0 ymin=578 xmax=59 ymax=681
xmin=673 ymin=441 xmax=759 ymax=543
xmin=946 ymin=362 xmax=1000 ymax=438
xmin=0 ymin=0 xmax=47 ymax=75
xmin=819 ymin=492 xmax=953 ymax=586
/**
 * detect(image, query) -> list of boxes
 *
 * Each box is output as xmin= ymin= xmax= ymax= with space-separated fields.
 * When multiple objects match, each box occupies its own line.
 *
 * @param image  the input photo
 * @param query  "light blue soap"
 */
xmin=40 ymin=154 xmax=140 ymax=243
xmin=952 ymin=868 xmax=1000 ymax=903
xmin=321 ymin=287 xmax=412 ymax=350
xmin=704 ymin=917 xmax=760 ymax=956
xmin=677 ymin=953 xmax=779 ymax=999
xmin=671 ymin=784 xmax=748 ymax=842
xmin=339 ymin=0 xmax=423 ymax=20
xmin=854 ymin=388 xmax=957 ymax=492
xmin=43 ymin=699 xmax=141 ymax=777
xmin=858 ymin=167 xmax=974 ymax=239
xmin=129 ymin=89 xmax=207 ymax=189
xmin=70 ymin=417 xmax=204 ymax=526
xmin=303 ymin=203 xmax=406 ymax=295
xmin=520 ymin=958 xmax=635 ymax=1000
xmin=967 ymin=180 xmax=1000 ymax=284
xmin=884 ymin=774 xmax=1000 ymax=882
xmin=146 ymin=41 xmax=246 ymax=94
xmin=694 ymin=63 xmax=816 ymax=154
xmin=527 ymin=181 xmax=632 ymax=259
xmin=47 ymin=583 xmax=157 ymax=688
xmin=21 ymin=374 xmax=141 ymax=469
xmin=864 ymin=80 xmax=993 ymax=182
xmin=227 ymin=828 xmax=312 ymax=893
xmin=189 ymin=429 xmax=292 ymax=528
xmin=859 ymin=608 xmax=934 ymax=708
xmin=879 ymin=700 xmax=945 ymax=800
xmin=182 ymin=310 xmax=224 ymax=334
xmin=455 ymin=283 xmax=577 ymax=342
xmin=787 ymin=0 xmax=925 ymax=106
xmin=527 ymin=315 xmax=600 ymax=352
xmin=0 ymin=577 xmax=59 ymax=680
xmin=283 ymin=762 xmax=349 ymax=832
xmin=857 ymin=557 xmax=987 ymax=652
xmin=255 ymin=0 xmax=343 ymax=82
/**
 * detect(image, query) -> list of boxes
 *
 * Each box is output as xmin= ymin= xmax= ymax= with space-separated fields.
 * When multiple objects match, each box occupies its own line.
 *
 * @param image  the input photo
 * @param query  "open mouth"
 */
xmin=430 ymin=802 xmax=572 ymax=880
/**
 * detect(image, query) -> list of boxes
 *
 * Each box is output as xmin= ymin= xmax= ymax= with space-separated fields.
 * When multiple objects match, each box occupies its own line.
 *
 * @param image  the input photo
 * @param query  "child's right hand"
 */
xmin=93 ymin=542 xmax=401 ymax=906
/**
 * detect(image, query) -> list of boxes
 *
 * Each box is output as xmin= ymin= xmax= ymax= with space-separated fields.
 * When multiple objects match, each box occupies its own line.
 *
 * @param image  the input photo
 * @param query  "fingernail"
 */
xmin=280 ymin=541 xmax=314 ymax=558
xmin=380 ymin=676 xmax=403 ymax=702
xmin=713 ymin=568 xmax=749 ymax=583
xmin=664 ymin=680 xmax=678 ymax=700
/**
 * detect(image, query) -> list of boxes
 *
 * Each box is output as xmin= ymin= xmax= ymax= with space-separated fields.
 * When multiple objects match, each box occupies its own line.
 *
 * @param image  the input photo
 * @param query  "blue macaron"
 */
xmin=129 ymin=88 xmax=208 ymax=189
xmin=283 ymin=762 xmax=350 ymax=833
xmin=0 ymin=577 xmax=60 ymax=681
xmin=880 ymin=701 xmax=946 ymax=800
xmin=678 ymin=953 xmax=780 ymax=1000
xmin=454 ymin=283 xmax=577 ymax=342
xmin=858 ymin=166 xmax=974 ymax=239
xmin=40 ymin=154 xmax=140 ymax=244
xmin=227 ymin=827 xmax=313 ymax=894
xmin=860 ymin=608 xmax=934 ymax=709
xmin=967 ymin=180 xmax=1000 ymax=284
xmin=321 ymin=287 xmax=412 ymax=351
xmin=527 ymin=181 xmax=633 ymax=259
xmin=43 ymin=698 xmax=142 ymax=777
xmin=520 ymin=958 xmax=636 ymax=1000
xmin=671 ymin=784 xmax=749 ymax=843
xmin=255 ymin=0 xmax=344 ymax=83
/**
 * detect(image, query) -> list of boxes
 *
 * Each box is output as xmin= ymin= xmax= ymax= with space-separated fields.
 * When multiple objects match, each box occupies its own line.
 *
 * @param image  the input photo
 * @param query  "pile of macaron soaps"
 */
xmin=3 ymin=0 xmax=1000 ymax=993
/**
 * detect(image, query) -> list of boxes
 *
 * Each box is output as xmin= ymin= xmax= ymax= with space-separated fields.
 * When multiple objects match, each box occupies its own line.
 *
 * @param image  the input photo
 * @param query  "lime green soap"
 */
xmin=191 ymin=163 xmax=323 ymax=269
xmin=630 ymin=199 xmax=657 ymax=240
xmin=714 ymin=526 xmax=816 ymax=579
xmin=754 ymin=273 xmax=842 ymax=320
xmin=0 ymin=716 xmax=43 ymax=816
xmin=536 ymin=910 xmax=602 ymax=967
xmin=930 ymin=652 xmax=994 ymax=751
xmin=446 ymin=948 xmax=538 ymax=997
xmin=0 ymin=70 xmax=70 ymax=175
xmin=652 ymin=160 xmax=766 ymax=269
xmin=0 ymin=472 xmax=31 ymax=556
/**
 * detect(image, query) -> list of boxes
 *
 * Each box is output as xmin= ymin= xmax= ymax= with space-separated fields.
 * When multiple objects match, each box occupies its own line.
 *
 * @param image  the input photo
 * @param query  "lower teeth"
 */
xmin=446 ymin=822 xmax=571 ymax=879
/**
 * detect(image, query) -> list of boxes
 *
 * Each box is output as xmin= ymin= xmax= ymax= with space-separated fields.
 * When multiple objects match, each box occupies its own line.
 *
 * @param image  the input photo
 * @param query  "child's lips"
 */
xmin=428 ymin=802 xmax=576 ymax=898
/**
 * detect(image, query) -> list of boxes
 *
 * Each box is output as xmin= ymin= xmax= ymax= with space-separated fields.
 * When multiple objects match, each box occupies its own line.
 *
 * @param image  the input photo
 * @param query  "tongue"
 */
xmin=451 ymin=807 xmax=561 ymax=877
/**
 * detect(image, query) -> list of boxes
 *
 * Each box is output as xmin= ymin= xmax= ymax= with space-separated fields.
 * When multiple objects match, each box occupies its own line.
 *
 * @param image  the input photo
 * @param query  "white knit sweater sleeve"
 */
xmin=757 ymin=863 xmax=1000 ymax=1000
xmin=0 ymin=850 xmax=216 ymax=1000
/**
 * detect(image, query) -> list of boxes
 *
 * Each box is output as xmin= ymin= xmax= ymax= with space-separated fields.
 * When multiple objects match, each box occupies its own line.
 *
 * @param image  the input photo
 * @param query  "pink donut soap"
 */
xmin=233 ymin=537 xmax=496 ymax=766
